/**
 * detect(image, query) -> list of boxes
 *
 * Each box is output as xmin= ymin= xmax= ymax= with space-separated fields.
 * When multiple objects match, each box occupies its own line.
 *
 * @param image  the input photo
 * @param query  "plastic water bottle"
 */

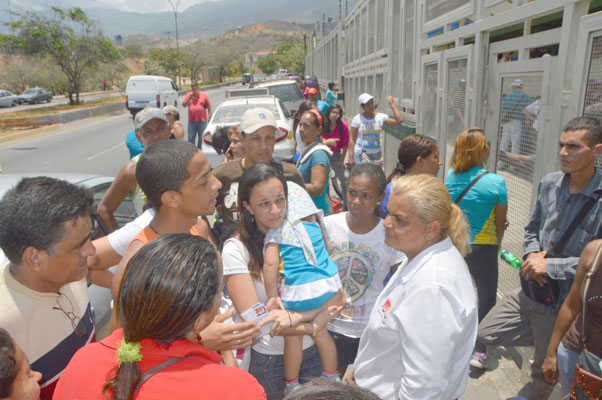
xmin=498 ymin=248 xmax=522 ymax=269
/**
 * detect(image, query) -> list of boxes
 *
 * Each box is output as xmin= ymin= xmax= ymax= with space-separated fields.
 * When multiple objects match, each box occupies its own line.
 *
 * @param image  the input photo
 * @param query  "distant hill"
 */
xmin=1 ymin=0 xmax=360 ymax=40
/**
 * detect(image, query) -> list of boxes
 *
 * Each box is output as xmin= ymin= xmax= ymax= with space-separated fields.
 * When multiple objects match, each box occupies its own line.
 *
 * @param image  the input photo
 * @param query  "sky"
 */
xmin=7 ymin=0 xmax=214 ymax=14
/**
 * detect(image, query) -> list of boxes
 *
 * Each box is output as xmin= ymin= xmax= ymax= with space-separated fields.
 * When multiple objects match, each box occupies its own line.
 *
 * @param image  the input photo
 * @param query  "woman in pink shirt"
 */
xmin=322 ymin=104 xmax=349 ymax=204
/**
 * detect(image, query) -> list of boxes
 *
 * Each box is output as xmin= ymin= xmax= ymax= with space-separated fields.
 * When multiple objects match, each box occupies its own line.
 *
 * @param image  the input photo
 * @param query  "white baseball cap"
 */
xmin=240 ymin=108 xmax=277 ymax=134
xmin=510 ymin=79 xmax=523 ymax=88
xmin=358 ymin=93 xmax=374 ymax=105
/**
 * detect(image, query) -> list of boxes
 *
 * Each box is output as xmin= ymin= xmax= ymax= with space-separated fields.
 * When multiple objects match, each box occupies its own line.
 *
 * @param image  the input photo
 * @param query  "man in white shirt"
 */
xmin=0 ymin=177 xmax=96 ymax=400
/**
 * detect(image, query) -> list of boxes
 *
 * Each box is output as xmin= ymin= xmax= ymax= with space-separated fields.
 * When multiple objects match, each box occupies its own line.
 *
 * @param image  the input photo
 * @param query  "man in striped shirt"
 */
xmin=470 ymin=117 xmax=602 ymax=400
xmin=0 ymin=177 xmax=96 ymax=399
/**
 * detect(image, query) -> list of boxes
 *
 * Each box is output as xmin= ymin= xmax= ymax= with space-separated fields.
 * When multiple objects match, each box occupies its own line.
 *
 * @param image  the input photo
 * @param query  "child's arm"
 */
xmin=263 ymin=242 xmax=281 ymax=303
xmin=220 ymin=350 xmax=238 ymax=367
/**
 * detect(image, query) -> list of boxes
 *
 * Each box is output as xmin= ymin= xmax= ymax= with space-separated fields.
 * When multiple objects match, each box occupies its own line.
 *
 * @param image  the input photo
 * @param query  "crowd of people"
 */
xmin=1 ymin=82 xmax=602 ymax=400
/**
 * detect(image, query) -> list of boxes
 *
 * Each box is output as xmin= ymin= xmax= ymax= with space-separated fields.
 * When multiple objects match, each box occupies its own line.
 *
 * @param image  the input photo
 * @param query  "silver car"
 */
xmin=0 ymin=90 xmax=18 ymax=107
xmin=0 ymin=173 xmax=139 ymax=338
xmin=201 ymin=95 xmax=296 ymax=167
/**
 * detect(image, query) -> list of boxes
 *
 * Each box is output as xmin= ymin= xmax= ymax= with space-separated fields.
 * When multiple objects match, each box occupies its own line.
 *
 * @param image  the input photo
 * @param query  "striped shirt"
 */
xmin=524 ymin=171 xmax=602 ymax=311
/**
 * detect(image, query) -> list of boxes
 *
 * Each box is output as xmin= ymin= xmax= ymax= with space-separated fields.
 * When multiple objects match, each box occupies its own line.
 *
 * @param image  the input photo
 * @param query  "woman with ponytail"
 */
xmin=381 ymin=134 xmax=441 ymax=216
xmin=352 ymin=175 xmax=478 ymax=400
xmin=53 ymin=234 xmax=266 ymax=400
xmin=444 ymin=128 xmax=507 ymax=326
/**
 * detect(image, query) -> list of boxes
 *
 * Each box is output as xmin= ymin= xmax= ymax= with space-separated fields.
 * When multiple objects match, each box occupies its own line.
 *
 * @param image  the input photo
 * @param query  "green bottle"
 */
xmin=499 ymin=248 xmax=522 ymax=269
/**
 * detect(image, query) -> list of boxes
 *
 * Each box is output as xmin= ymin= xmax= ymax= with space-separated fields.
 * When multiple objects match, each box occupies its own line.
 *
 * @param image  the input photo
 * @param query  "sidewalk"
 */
xmin=463 ymin=345 xmax=563 ymax=399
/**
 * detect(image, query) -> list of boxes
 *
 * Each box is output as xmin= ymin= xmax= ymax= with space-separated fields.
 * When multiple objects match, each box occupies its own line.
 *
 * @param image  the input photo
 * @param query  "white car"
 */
xmin=201 ymin=95 xmax=296 ymax=167
xmin=0 ymin=90 xmax=18 ymax=107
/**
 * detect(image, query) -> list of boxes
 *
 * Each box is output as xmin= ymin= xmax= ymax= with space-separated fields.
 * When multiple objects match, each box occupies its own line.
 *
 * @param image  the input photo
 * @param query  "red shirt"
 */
xmin=322 ymin=120 xmax=349 ymax=153
xmin=53 ymin=329 xmax=266 ymax=400
xmin=185 ymin=91 xmax=211 ymax=122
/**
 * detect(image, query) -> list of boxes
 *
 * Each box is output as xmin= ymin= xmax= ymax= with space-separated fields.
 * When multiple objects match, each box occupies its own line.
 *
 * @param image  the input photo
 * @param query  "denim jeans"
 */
xmin=188 ymin=120 xmax=207 ymax=149
xmin=557 ymin=341 xmax=579 ymax=399
xmin=249 ymin=346 xmax=322 ymax=400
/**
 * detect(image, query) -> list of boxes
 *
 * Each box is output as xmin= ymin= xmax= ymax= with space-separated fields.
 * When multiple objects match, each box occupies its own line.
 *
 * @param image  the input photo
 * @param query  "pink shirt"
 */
xmin=322 ymin=120 xmax=349 ymax=153
xmin=185 ymin=91 xmax=211 ymax=122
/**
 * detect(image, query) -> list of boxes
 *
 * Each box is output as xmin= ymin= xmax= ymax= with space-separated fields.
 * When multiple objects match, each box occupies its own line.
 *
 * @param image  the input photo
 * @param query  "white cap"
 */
xmin=358 ymin=93 xmax=374 ymax=105
xmin=134 ymin=107 xmax=168 ymax=130
xmin=240 ymin=108 xmax=277 ymax=134
xmin=510 ymin=79 xmax=523 ymax=88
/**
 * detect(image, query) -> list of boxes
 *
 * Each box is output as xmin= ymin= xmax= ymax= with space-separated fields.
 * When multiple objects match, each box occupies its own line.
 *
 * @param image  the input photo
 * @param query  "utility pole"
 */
xmin=346 ymin=0 xmax=348 ymax=18
xmin=164 ymin=31 xmax=172 ymax=46
xmin=339 ymin=0 xmax=341 ymax=21
xmin=322 ymin=13 xmax=325 ymax=37
xmin=167 ymin=0 xmax=181 ymax=87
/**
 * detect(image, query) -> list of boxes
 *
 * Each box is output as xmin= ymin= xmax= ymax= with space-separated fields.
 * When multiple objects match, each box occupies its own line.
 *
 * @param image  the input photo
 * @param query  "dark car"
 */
xmin=242 ymin=73 xmax=253 ymax=85
xmin=18 ymin=88 xmax=53 ymax=104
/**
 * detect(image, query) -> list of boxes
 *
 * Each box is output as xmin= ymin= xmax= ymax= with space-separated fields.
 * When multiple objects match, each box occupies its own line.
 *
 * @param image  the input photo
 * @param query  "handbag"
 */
xmin=570 ymin=243 xmax=602 ymax=400
xmin=521 ymin=196 xmax=597 ymax=306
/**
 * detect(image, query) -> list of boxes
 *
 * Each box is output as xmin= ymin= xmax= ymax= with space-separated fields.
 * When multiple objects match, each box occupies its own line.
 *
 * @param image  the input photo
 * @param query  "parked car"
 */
xmin=18 ymin=88 xmax=53 ymax=104
xmin=0 ymin=90 xmax=18 ymax=107
xmin=125 ymin=75 xmax=179 ymax=116
xmin=0 ymin=173 xmax=139 ymax=339
xmin=201 ymin=95 xmax=296 ymax=167
xmin=242 ymin=73 xmax=253 ymax=85
xmin=249 ymin=79 xmax=306 ymax=115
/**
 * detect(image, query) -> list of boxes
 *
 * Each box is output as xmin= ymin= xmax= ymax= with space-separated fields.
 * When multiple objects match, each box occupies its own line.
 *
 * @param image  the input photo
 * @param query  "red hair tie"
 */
xmin=308 ymin=109 xmax=323 ymax=128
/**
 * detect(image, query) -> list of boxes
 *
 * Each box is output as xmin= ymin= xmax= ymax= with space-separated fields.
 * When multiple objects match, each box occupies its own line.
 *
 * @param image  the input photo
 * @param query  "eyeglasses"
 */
xmin=53 ymin=292 xmax=87 ymax=338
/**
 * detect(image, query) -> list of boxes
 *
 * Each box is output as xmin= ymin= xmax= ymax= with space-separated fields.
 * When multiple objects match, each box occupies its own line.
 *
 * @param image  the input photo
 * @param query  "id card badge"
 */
xmin=241 ymin=302 xmax=273 ymax=339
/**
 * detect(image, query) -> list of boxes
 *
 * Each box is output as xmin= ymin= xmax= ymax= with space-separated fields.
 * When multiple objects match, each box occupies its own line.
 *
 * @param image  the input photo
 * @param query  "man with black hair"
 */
xmin=0 ymin=177 xmax=96 ymax=399
xmin=213 ymin=107 xmax=305 ymax=228
xmin=471 ymin=116 xmax=602 ymax=400
xmin=97 ymin=107 xmax=172 ymax=233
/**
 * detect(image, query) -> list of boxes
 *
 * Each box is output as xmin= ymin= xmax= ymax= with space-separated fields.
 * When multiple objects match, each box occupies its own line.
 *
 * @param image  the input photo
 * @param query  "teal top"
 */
xmin=297 ymin=150 xmax=330 ymax=215
xmin=325 ymin=90 xmax=337 ymax=106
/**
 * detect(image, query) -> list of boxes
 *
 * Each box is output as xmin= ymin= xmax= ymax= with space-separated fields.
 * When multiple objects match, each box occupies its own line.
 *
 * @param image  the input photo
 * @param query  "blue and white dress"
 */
xmin=264 ymin=182 xmax=341 ymax=312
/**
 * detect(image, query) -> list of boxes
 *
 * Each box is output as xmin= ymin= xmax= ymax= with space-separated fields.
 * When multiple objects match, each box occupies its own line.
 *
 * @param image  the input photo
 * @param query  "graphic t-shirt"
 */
xmin=351 ymin=113 xmax=388 ymax=156
xmin=445 ymin=167 xmax=508 ymax=245
xmin=323 ymin=213 xmax=406 ymax=337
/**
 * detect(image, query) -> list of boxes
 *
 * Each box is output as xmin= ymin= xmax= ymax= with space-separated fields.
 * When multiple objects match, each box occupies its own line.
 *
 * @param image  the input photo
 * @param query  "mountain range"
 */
xmin=1 ymin=0 xmax=360 ymax=39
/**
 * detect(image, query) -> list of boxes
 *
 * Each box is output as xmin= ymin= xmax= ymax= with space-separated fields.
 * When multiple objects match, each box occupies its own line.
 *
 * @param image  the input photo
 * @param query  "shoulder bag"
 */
xmin=521 ymin=196 xmax=598 ymax=307
xmin=453 ymin=171 xmax=489 ymax=205
xmin=134 ymin=354 xmax=193 ymax=394
xmin=570 ymin=243 xmax=602 ymax=400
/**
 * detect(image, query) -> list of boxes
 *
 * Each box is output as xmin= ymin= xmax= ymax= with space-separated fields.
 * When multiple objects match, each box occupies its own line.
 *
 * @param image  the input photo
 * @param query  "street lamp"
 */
xmin=167 ymin=0 xmax=181 ymax=87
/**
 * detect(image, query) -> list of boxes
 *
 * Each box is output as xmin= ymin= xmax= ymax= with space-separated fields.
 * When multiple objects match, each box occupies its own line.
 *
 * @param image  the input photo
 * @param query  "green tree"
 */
xmin=124 ymin=42 xmax=144 ymax=59
xmin=147 ymin=48 xmax=182 ymax=82
xmin=2 ymin=7 xmax=120 ymax=104
xmin=257 ymin=55 xmax=278 ymax=75
xmin=275 ymin=41 xmax=305 ymax=74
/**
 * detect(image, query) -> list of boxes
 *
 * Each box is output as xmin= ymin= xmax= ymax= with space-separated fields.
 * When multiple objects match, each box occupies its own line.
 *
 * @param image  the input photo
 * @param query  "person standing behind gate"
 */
xmin=183 ymin=81 xmax=212 ymax=149
xmin=498 ymin=79 xmax=530 ymax=169
xmin=445 ymin=128 xmax=508 ymax=323
xmin=347 ymin=94 xmax=402 ymax=169
xmin=471 ymin=117 xmax=602 ymax=400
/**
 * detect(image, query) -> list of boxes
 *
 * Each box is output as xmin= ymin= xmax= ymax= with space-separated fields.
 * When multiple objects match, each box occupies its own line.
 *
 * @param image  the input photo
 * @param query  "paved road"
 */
xmin=0 ymin=90 xmax=123 ymax=114
xmin=0 ymin=83 xmax=241 ymax=176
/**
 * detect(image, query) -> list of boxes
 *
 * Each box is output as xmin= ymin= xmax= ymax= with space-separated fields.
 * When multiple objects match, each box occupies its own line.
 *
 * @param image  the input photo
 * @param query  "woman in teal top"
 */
xmin=445 ymin=128 xmax=508 ymax=322
xmin=296 ymin=109 xmax=332 ymax=215
xmin=325 ymin=82 xmax=338 ymax=106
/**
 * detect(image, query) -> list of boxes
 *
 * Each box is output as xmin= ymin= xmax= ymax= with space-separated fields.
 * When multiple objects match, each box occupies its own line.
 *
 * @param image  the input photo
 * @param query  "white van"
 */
xmin=125 ymin=75 xmax=179 ymax=116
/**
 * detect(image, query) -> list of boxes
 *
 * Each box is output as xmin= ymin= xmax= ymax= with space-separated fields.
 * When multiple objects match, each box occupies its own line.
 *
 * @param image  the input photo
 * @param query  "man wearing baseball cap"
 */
xmin=213 ymin=107 xmax=305 ymax=228
xmin=97 ymin=107 xmax=172 ymax=232
xmin=499 ymin=79 xmax=531 ymax=169
xmin=308 ymin=88 xmax=329 ymax=116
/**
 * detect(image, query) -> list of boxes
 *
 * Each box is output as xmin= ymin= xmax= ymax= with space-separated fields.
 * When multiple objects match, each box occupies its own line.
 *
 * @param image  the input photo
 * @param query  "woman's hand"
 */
xmin=542 ymin=352 xmax=559 ymax=385
xmin=200 ymin=308 xmax=259 ymax=351
xmin=346 ymin=159 xmax=354 ymax=170
xmin=266 ymin=296 xmax=285 ymax=311
xmin=386 ymin=95 xmax=395 ymax=105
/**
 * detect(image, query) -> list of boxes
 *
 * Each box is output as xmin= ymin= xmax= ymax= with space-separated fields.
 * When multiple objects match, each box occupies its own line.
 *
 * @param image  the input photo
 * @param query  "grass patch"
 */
xmin=1 ymin=96 xmax=125 ymax=118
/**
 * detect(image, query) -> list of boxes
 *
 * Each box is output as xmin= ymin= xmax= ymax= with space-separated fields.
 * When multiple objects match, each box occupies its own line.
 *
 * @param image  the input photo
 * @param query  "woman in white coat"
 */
xmin=352 ymin=174 xmax=478 ymax=400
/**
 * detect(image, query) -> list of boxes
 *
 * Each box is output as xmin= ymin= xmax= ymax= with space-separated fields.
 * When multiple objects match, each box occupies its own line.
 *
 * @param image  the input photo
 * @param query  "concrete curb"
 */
xmin=0 ymin=102 xmax=126 ymax=129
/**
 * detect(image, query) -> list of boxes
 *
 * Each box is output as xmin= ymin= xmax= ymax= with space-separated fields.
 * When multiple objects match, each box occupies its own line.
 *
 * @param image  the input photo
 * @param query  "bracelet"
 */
xmin=286 ymin=311 xmax=293 ymax=328
xmin=311 ymin=323 xmax=318 ymax=338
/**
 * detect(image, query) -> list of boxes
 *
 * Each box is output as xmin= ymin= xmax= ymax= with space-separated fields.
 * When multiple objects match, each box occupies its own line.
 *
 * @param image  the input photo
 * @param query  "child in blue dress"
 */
xmin=263 ymin=181 xmax=344 ymax=392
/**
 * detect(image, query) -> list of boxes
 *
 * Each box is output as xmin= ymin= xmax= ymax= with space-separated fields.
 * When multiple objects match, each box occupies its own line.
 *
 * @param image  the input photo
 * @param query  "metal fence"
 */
xmin=307 ymin=0 xmax=602 ymax=298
